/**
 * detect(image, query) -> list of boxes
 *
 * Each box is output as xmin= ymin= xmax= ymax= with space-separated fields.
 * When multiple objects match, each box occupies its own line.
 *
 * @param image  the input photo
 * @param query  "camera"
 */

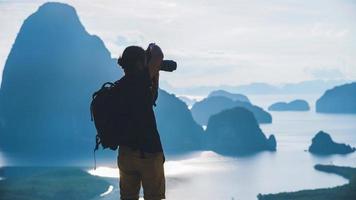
xmin=146 ymin=43 xmax=177 ymax=72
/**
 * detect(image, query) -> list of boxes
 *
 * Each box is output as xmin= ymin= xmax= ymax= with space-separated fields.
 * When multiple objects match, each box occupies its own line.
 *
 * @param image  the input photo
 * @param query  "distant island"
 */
xmin=0 ymin=167 xmax=110 ymax=200
xmin=178 ymin=96 xmax=197 ymax=108
xmin=258 ymin=164 xmax=356 ymax=200
xmin=316 ymin=82 xmax=356 ymax=113
xmin=160 ymin=80 xmax=348 ymax=96
xmin=208 ymin=90 xmax=250 ymax=103
xmin=205 ymin=107 xmax=276 ymax=155
xmin=309 ymin=131 xmax=355 ymax=155
xmin=268 ymin=99 xmax=310 ymax=111
xmin=191 ymin=96 xmax=272 ymax=126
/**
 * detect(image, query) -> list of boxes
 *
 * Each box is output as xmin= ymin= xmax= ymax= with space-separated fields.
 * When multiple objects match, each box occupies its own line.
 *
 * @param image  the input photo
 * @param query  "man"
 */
xmin=116 ymin=44 xmax=165 ymax=200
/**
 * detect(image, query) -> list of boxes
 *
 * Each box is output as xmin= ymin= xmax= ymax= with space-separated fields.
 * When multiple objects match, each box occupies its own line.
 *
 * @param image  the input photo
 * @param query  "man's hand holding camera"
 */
xmin=146 ymin=43 xmax=163 ymax=103
xmin=147 ymin=43 xmax=164 ymax=79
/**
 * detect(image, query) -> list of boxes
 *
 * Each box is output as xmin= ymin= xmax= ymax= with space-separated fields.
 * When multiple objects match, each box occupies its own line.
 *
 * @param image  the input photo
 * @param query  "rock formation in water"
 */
xmin=155 ymin=90 xmax=204 ymax=152
xmin=191 ymin=96 xmax=272 ymax=125
xmin=309 ymin=131 xmax=355 ymax=155
xmin=205 ymin=107 xmax=276 ymax=154
xmin=316 ymin=82 xmax=356 ymax=113
xmin=0 ymin=2 xmax=123 ymax=160
xmin=268 ymin=99 xmax=310 ymax=111
xmin=208 ymin=90 xmax=250 ymax=103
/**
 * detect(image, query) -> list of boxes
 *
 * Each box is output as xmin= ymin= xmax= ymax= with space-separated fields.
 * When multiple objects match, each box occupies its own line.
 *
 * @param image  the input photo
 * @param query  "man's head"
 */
xmin=118 ymin=46 xmax=146 ymax=74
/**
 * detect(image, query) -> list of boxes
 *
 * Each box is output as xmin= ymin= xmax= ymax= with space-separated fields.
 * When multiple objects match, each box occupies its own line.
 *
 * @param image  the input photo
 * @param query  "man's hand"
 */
xmin=147 ymin=44 xmax=163 ymax=79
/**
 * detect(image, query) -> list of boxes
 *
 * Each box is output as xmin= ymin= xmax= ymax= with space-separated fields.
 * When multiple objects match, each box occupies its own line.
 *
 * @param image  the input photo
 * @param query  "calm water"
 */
xmin=88 ymin=94 xmax=356 ymax=200
xmin=1 ymin=94 xmax=356 ymax=200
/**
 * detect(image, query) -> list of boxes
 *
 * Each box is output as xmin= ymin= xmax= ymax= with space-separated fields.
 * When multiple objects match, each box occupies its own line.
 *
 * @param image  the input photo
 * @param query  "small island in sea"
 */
xmin=205 ymin=107 xmax=276 ymax=155
xmin=268 ymin=99 xmax=310 ymax=111
xmin=258 ymin=164 xmax=356 ymax=200
xmin=309 ymin=131 xmax=355 ymax=155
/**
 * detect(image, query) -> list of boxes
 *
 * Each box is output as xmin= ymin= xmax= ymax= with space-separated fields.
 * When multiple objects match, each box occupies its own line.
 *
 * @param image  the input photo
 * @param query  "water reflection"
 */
xmin=88 ymin=151 xmax=226 ymax=178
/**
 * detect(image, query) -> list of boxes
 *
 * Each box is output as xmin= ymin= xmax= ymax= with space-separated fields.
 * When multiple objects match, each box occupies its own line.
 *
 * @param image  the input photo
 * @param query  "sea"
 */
xmin=1 ymin=94 xmax=356 ymax=200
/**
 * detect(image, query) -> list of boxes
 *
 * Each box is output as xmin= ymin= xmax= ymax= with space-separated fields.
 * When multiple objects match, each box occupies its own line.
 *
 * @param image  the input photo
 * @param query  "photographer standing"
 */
xmin=116 ymin=44 xmax=165 ymax=200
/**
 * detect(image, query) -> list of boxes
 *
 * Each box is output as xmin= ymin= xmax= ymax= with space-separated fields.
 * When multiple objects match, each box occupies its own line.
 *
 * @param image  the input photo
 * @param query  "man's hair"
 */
xmin=118 ymin=46 xmax=146 ymax=73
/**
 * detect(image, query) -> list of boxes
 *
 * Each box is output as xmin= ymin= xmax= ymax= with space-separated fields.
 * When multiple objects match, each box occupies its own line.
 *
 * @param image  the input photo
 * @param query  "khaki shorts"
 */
xmin=117 ymin=146 xmax=166 ymax=200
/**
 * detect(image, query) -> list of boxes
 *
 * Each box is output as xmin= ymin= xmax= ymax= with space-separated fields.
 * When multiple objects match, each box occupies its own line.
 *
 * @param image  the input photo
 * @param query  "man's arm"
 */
xmin=147 ymin=44 xmax=163 ymax=79
xmin=147 ymin=44 xmax=163 ymax=106
xmin=151 ymin=73 xmax=159 ymax=105
xmin=136 ymin=67 xmax=159 ymax=106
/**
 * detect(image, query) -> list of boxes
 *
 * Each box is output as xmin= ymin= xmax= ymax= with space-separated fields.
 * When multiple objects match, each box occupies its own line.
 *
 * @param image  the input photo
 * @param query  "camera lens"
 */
xmin=160 ymin=60 xmax=177 ymax=72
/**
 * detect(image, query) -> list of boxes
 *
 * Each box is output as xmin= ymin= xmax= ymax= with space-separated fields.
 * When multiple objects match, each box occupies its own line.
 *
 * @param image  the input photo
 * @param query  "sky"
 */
xmin=0 ymin=0 xmax=355 ymax=88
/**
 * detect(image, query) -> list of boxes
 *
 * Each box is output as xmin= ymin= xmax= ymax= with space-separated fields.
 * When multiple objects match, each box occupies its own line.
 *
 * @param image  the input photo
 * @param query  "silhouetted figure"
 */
xmin=116 ymin=45 xmax=165 ymax=200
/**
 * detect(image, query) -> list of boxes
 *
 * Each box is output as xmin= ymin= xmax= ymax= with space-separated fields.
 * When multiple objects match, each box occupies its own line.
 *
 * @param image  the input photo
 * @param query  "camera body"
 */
xmin=146 ymin=44 xmax=177 ymax=72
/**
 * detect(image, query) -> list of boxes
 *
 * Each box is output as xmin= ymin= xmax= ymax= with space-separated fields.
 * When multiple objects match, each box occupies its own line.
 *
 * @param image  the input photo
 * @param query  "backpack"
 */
xmin=90 ymin=79 xmax=132 ymax=168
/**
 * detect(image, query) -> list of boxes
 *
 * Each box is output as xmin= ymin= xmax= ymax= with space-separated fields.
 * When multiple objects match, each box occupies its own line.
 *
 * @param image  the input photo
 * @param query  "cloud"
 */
xmin=0 ymin=0 xmax=356 ymax=88
xmin=305 ymin=67 xmax=345 ymax=80
xmin=115 ymin=33 xmax=145 ymax=47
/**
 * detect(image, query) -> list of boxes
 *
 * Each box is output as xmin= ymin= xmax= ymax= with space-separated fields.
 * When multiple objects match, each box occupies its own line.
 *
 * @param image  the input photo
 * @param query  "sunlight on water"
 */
xmin=88 ymin=151 xmax=227 ymax=198
xmin=89 ymin=167 xmax=119 ymax=178
xmin=88 ymin=151 xmax=225 ymax=178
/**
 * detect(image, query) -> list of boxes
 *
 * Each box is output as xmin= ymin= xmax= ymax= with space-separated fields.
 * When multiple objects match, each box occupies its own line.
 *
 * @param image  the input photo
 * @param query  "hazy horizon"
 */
xmin=1 ymin=0 xmax=356 ymax=89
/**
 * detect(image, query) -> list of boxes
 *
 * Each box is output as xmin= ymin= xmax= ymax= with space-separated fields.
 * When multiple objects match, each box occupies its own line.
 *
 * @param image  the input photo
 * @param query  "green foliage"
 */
xmin=0 ymin=167 xmax=110 ymax=200
xmin=257 ymin=165 xmax=356 ymax=200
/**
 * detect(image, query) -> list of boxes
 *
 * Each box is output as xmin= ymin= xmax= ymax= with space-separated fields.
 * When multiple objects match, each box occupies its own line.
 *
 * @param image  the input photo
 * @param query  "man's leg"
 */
xmin=140 ymin=152 xmax=166 ymax=200
xmin=118 ymin=150 xmax=141 ymax=200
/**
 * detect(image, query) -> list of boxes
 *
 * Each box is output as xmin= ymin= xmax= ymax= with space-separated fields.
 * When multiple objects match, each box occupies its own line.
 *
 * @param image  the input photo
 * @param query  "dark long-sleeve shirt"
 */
xmin=117 ymin=68 xmax=163 ymax=153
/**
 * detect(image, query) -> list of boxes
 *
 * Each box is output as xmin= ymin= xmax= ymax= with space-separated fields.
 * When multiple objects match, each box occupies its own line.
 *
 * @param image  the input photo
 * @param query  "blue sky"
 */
xmin=0 ymin=0 xmax=355 ymax=88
